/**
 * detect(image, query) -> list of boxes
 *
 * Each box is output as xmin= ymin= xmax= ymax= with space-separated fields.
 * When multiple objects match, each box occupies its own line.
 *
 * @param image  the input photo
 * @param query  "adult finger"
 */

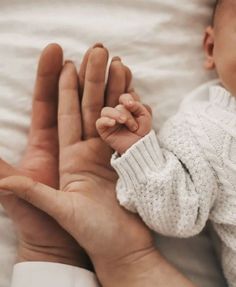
xmin=124 ymin=65 xmax=133 ymax=92
xmin=82 ymin=47 xmax=109 ymax=139
xmin=143 ymin=104 xmax=153 ymax=115
xmin=0 ymin=176 xmax=65 ymax=220
xmin=105 ymin=57 xmax=126 ymax=108
xmin=58 ymin=61 xmax=82 ymax=147
xmin=29 ymin=43 xmax=63 ymax=133
xmin=0 ymin=159 xmax=19 ymax=179
xmin=78 ymin=43 xmax=104 ymax=96
xmin=0 ymin=160 xmax=22 ymax=208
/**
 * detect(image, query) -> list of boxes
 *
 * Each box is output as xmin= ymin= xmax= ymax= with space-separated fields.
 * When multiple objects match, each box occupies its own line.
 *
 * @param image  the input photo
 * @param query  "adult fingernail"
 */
xmin=112 ymin=56 xmax=121 ymax=62
xmin=65 ymin=60 xmax=73 ymax=65
xmin=93 ymin=43 xmax=104 ymax=48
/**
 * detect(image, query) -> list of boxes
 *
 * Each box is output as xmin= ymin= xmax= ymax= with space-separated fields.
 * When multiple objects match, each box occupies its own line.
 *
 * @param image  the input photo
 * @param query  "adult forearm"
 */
xmin=96 ymin=248 xmax=196 ymax=287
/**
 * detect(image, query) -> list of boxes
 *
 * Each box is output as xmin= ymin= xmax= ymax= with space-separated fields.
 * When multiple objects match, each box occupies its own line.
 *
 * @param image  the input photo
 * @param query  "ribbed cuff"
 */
xmin=11 ymin=262 xmax=99 ymax=287
xmin=111 ymin=130 xmax=165 ymax=191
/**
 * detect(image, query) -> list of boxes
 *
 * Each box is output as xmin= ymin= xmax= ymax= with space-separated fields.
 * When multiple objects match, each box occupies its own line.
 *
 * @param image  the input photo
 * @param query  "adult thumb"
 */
xmin=0 ymin=176 xmax=64 ymax=219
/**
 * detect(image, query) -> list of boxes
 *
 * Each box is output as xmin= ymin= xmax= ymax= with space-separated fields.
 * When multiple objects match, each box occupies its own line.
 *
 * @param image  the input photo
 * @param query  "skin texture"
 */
xmin=204 ymin=0 xmax=236 ymax=95
xmin=0 ymin=43 xmax=129 ymax=268
xmin=96 ymin=92 xmax=152 ymax=155
xmin=0 ymin=44 xmax=89 ymax=267
xmin=0 ymin=45 xmax=196 ymax=287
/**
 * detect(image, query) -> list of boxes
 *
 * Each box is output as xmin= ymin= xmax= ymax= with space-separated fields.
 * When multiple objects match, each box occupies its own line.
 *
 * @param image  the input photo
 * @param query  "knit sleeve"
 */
xmin=111 ymin=115 xmax=219 ymax=238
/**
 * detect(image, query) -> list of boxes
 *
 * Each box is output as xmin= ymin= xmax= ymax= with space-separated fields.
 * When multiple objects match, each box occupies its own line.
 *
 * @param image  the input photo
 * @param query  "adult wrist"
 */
xmin=94 ymin=247 xmax=162 ymax=287
xmin=94 ymin=247 xmax=195 ymax=287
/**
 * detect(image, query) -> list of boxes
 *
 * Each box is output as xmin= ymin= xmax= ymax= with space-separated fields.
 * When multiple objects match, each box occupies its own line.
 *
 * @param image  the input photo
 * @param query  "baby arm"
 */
xmin=96 ymin=93 xmax=152 ymax=155
xmin=98 ymin=105 xmax=219 ymax=238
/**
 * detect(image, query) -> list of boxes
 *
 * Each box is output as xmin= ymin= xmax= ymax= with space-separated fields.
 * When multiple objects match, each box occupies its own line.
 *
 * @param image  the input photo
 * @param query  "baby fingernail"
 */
xmin=120 ymin=115 xmax=126 ymax=122
xmin=108 ymin=119 xmax=116 ymax=126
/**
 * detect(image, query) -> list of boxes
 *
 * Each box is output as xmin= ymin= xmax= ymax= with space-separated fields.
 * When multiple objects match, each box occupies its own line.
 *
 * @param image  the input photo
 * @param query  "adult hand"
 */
xmin=0 ymin=44 xmax=155 ymax=278
xmin=0 ymin=46 xmax=195 ymax=287
xmin=0 ymin=44 xmax=89 ymax=268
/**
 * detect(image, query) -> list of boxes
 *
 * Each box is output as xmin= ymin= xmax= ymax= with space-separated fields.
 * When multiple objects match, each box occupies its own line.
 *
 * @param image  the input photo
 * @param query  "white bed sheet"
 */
xmin=0 ymin=0 xmax=226 ymax=286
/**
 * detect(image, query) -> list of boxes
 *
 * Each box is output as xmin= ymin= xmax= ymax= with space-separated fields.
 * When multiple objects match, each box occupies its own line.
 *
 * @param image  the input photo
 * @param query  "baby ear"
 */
xmin=203 ymin=26 xmax=215 ymax=70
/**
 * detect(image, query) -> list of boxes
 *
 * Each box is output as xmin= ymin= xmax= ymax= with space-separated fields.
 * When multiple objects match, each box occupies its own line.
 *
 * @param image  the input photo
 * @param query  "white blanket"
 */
xmin=0 ymin=0 xmax=226 ymax=286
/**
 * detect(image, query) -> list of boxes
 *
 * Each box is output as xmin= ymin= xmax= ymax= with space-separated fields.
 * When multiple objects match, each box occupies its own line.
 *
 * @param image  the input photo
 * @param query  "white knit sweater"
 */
xmin=111 ymin=84 xmax=236 ymax=287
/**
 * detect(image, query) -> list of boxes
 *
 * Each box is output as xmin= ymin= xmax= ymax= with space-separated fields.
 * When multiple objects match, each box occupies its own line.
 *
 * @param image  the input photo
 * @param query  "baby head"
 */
xmin=204 ymin=0 xmax=236 ymax=95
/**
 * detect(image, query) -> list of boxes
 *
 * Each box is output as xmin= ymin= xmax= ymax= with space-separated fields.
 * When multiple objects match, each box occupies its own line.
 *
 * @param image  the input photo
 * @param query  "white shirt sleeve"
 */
xmin=11 ymin=262 xmax=100 ymax=287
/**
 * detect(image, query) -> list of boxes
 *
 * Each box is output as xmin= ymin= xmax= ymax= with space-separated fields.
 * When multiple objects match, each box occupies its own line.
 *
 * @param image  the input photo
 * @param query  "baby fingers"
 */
xmin=101 ymin=106 xmax=138 ymax=132
xmin=96 ymin=117 xmax=116 ymax=132
xmin=120 ymin=96 xmax=150 ymax=118
xmin=119 ymin=93 xmax=136 ymax=106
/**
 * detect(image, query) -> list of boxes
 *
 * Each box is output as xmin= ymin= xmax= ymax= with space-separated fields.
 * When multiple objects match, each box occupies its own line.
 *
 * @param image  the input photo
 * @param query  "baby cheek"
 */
xmin=215 ymin=51 xmax=236 ymax=95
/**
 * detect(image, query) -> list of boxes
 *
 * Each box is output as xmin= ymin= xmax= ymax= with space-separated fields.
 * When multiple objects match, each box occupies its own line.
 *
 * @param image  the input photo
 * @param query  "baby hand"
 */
xmin=96 ymin=93 xmax=152 ymax=154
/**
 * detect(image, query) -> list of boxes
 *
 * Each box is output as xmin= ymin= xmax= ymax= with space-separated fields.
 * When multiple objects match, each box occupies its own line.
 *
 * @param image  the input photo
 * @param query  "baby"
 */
xmin=97 ymin=1 xmax=236 ymax=286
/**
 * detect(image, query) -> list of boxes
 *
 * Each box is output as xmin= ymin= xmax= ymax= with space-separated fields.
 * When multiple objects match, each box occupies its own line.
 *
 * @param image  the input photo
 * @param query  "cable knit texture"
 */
xmin=111 ymin=85 xmax=236 ymax=287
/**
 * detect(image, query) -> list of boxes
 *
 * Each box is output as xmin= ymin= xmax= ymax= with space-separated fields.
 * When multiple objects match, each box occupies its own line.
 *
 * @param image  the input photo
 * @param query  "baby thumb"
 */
xmin=0 ymin=176 xmax=63 ymax=219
